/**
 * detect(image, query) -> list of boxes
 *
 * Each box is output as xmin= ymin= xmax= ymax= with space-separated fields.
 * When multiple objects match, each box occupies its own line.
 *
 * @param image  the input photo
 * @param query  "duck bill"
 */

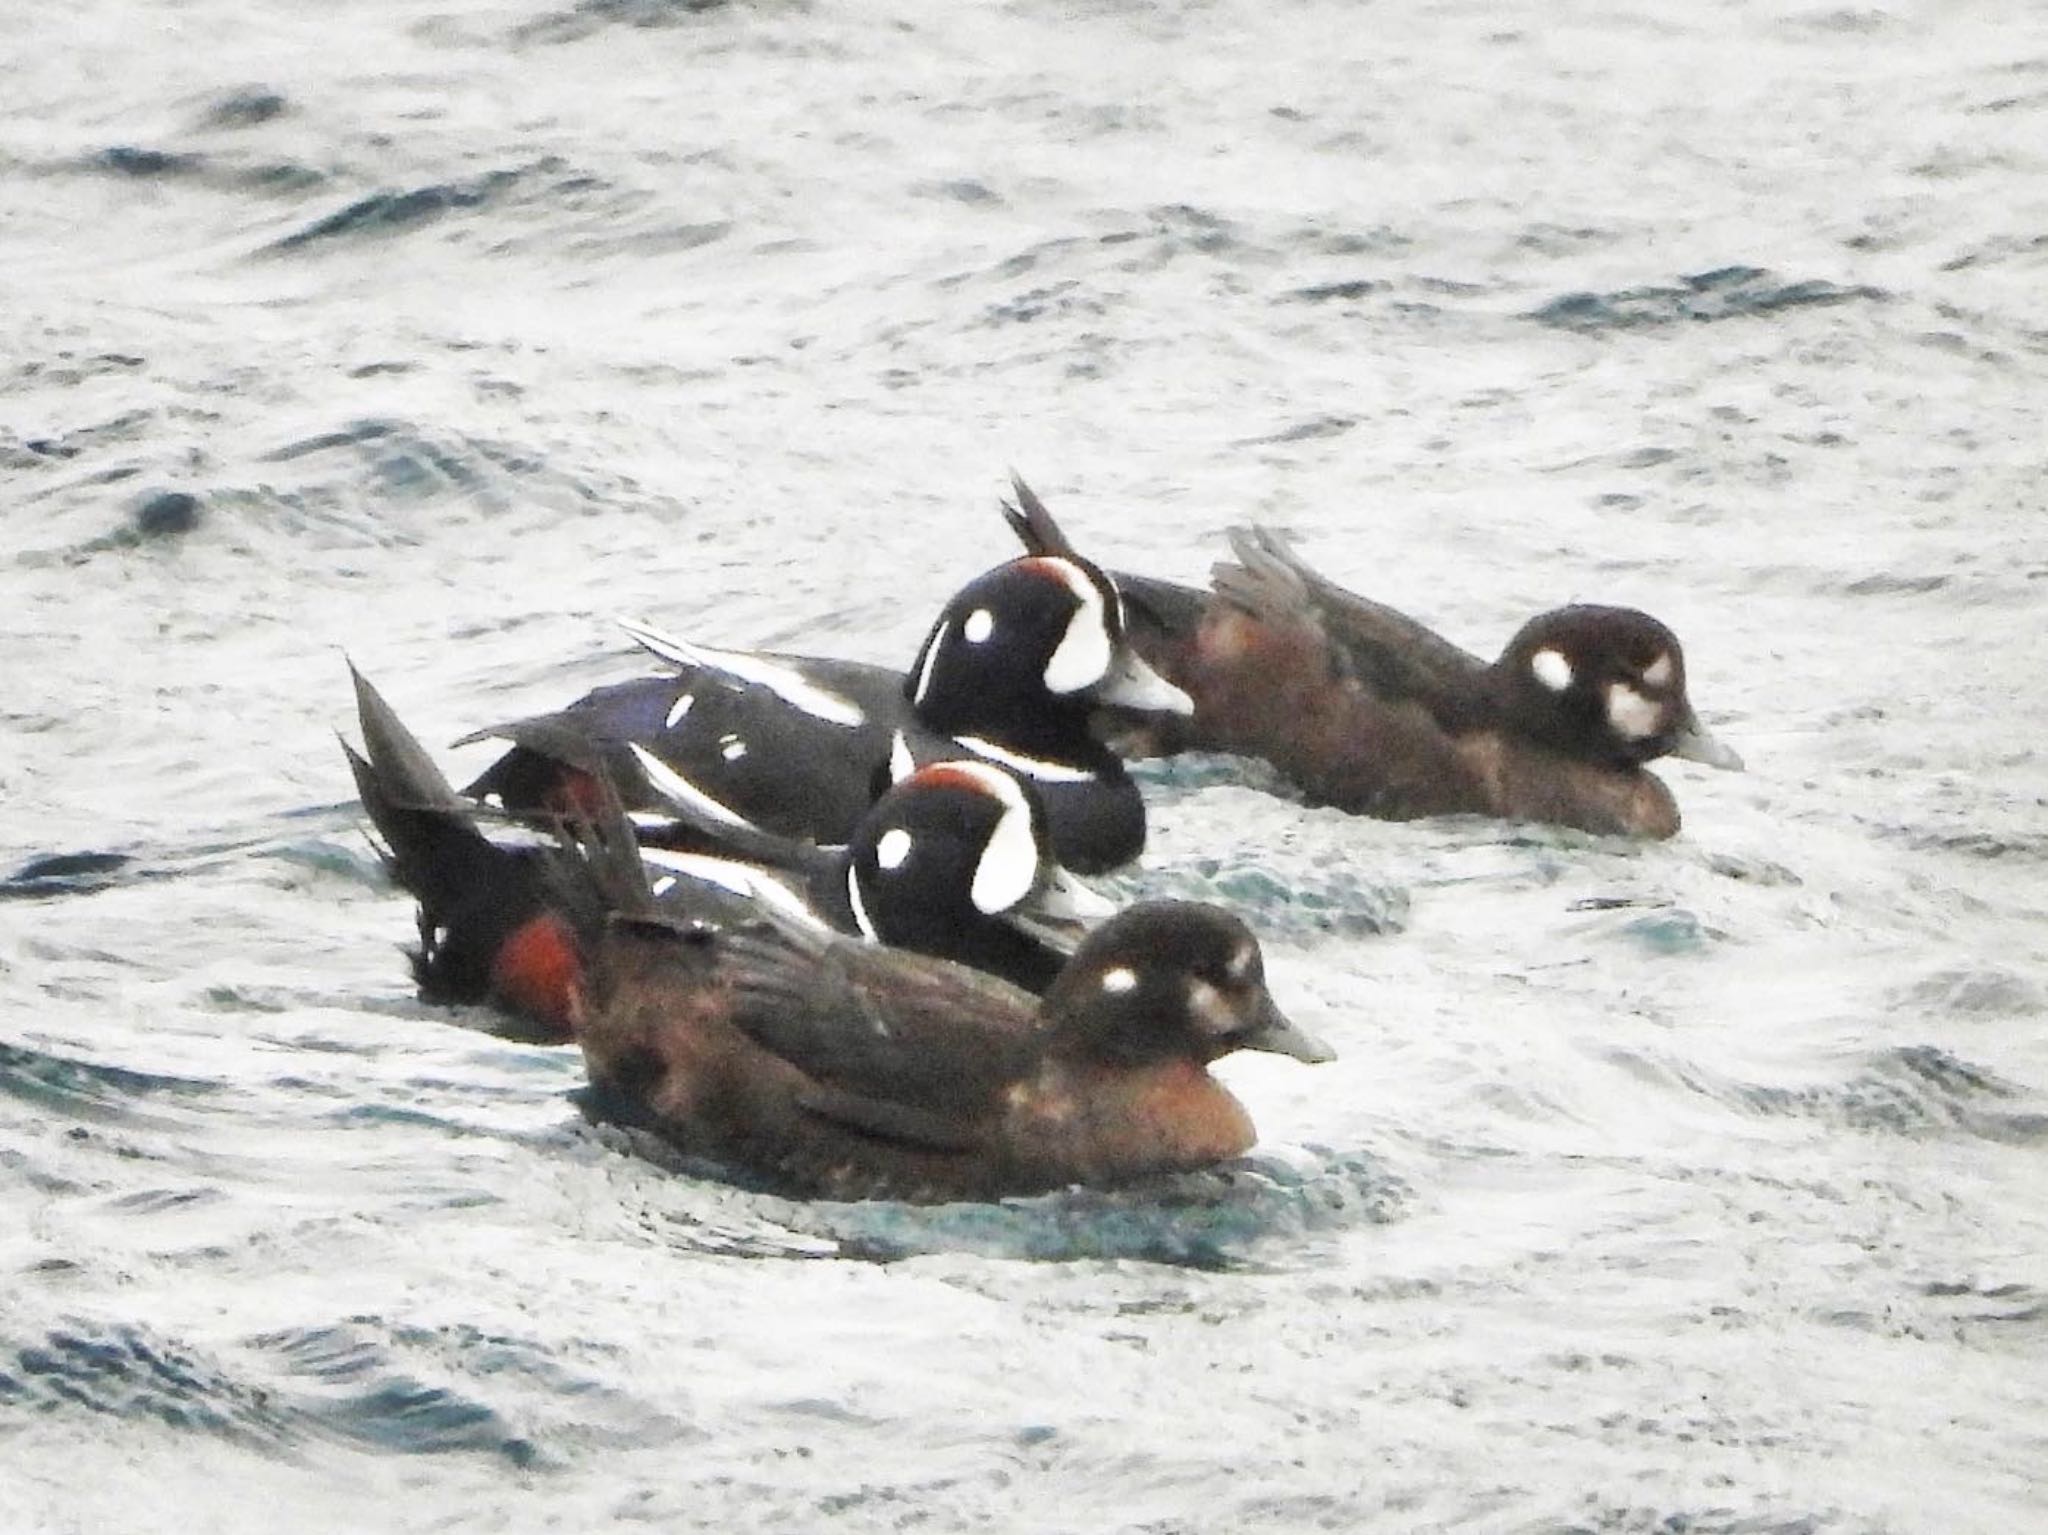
xmin=1002 ymin=867 xmax=1115 ymax=948
xmin=1240 ymin=994 xmax=1336 ymax=1065
xmin=1094 ymin=646 xmax=1194 ymax=716
xmin=1667 ymin=710 xmax=1744 ymax=772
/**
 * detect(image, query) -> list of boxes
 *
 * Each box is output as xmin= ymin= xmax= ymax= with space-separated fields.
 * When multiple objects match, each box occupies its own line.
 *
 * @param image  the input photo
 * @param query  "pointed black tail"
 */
xmin=345 ymin=665 xmax=582 ymax=1040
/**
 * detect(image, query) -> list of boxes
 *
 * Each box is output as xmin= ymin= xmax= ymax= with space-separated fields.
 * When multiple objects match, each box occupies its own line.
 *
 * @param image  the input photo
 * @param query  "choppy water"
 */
xmin=6 ymin=0 xmax=2048 ymax=1529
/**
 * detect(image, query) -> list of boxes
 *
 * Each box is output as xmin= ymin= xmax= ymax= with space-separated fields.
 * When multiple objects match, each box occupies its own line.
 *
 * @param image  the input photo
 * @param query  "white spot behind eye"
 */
xmin=720 ymin=734 xmax=747 ymax=762
xmin=1531 ymin=648 xmax=1574 ymax=692
xmin=1227 ymin=943 xmax=1256 ymax=980
xmin=876 ymin=827 xmax=913 ymax=870
xmin=964 ymin=608 xmax=995 ymax=644
xmin=1642 ymin=652 xmax=1673 ymax=689
xmin=1606 ymin=682 xmax=1661 ymax=740
xmin=651 ymin=876 xmax=678 ymax=897
xmin=665 ymin=693 xmax=695 ymax=729
xmin=1041 ymin=560 xmax=1112 ymax=695
xmin=1101 ymin=966 xmax=1138 ymax=994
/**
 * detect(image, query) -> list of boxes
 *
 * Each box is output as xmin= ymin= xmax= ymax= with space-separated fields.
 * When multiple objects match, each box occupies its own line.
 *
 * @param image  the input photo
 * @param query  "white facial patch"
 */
xmin=628 ymin=745 xmax=756 ymax=832
xmin=1186 ymin=976 xmax=1234 ymax=1036
xmin=1606 ymin=682 xmax=1662 ymax=741
xmin=1100 ymin=966 xmax=1138 ymax=995
xmin=1226 ymin=942 xmax=1256 ymax=980
xmin=1642 ymin=652 xmax=1673 ymax=689
xmin=911 ymin=619 xmax=949 ymax=706
xmin=1039 ymin=559 xmax=1113 ymax=695
xmin=720 ymin=734 xmax=747 ymax=762
xmin=875 ymin=827 xmax=912 ymax=871
xmin=953 ymin=735 xmax=1096 ymax=783
xmin=618 ymin=618 xmax=865 ymax=728
xmin=664 ymin=692 xmax=695 ymax=729
xmin=963 ymin=608 xmax=995 ymax=645
xmin=1531 ymin=648 xmax=1574 ymax=693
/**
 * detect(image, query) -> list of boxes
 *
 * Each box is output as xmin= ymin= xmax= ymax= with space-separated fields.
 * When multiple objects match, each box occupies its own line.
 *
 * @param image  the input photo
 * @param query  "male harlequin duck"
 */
xmin=576 ymin=888 xmax=1335 ymax=1204
xmin=344 ymin=667 xmax=1112 ymax=1042
xmin=459 ymin=538 xmax=1195 ymax=874
xmin=1003 ymin=479 xmax=1742 ymax=839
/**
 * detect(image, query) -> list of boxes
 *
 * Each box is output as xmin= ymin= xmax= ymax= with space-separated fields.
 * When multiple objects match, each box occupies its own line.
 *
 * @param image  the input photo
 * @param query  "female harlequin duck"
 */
xmin=575 ymin=892 xmax=1335 ymax=1203
xmin=1002 ymin=480 xmax=1742 ymax=840
xmin=458 ymin=539 xmax=1194 ymax=874
xmin=345 ymin=667 xmax=1111 ymax=1042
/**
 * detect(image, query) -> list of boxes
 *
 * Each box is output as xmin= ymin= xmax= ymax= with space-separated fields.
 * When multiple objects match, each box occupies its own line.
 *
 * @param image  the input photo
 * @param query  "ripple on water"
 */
xmin=0 ymin=1042 xmax=221 ymax=1125
xmin=765 ymin=1147 xmax=1408 ymax=1269
xmin=1612 ymin=1041 xmax=2047 ymax=1144
xmin=1527 ymin=265 xmax=1886 ymax=332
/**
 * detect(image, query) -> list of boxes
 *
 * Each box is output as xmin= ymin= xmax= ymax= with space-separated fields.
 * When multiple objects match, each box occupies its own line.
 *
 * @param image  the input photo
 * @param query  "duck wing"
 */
xmin=714 ymin=916 xmax=1044 ymax=1150
xmin=1214 ymin=526 xmax=1491 ymax=729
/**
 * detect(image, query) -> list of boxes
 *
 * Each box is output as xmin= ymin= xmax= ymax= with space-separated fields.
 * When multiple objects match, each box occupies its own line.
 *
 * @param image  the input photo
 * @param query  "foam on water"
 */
xmin=6 ymin=0 xmax=2048 ymax=1531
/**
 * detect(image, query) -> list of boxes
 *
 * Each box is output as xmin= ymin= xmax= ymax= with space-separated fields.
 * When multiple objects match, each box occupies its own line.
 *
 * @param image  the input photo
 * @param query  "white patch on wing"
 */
xmin=664 ymin=692 xmax=695 ymax=729
xmin=616 ymin=618 xmax=865 ymax=727
xmin=964 ymin=607 xmax=995 ymax=644
xmin=640 ymin=849 xmax=828 ymax=930
xmin=911 ymin=619 xmax=949 ymax=706
xmin=1606 ymin=682 xmax=1661 ymax=740
xmin=1642 ymin=652 xmax=1673 ymax=689
xmin=628 ymin=745 xmax=756 ymax=832
xmin=1531 ymin=648 xmax=1574 ymax=692
xmin=1100 ymin=966 xmax=1138 ymax=994
xmin=1041 ymin=559 xmax=1113 ymax=694
xmin=875 ymin=827 xmax=913 ymax=871
xmin=955 ymin=735 xmax=1096 ymax=783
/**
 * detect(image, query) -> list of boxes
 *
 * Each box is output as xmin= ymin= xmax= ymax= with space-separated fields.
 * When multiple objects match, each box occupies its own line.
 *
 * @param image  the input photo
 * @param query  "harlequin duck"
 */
xmin=459 ymin=539 xmax=1195 ymax=874
xmin=1002 ymin=481 xmax=1742 ymax=839
xmin=575 ymin=883 xmax=1336 ymax=1203
xmin=344 ymin=667 xmax=1113 ymax=1042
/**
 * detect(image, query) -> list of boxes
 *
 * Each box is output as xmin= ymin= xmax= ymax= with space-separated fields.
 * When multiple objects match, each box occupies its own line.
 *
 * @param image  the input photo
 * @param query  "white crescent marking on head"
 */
xmin=664 ymin=693 xmax=695 ymax=729
xmin=969 ymin=770 xmax=1043 ymax=916
xmin=1041 ymin=559 xmax=1112 ymax=695
xmin=1531 ymin=648 xmax=1574 ymax=692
